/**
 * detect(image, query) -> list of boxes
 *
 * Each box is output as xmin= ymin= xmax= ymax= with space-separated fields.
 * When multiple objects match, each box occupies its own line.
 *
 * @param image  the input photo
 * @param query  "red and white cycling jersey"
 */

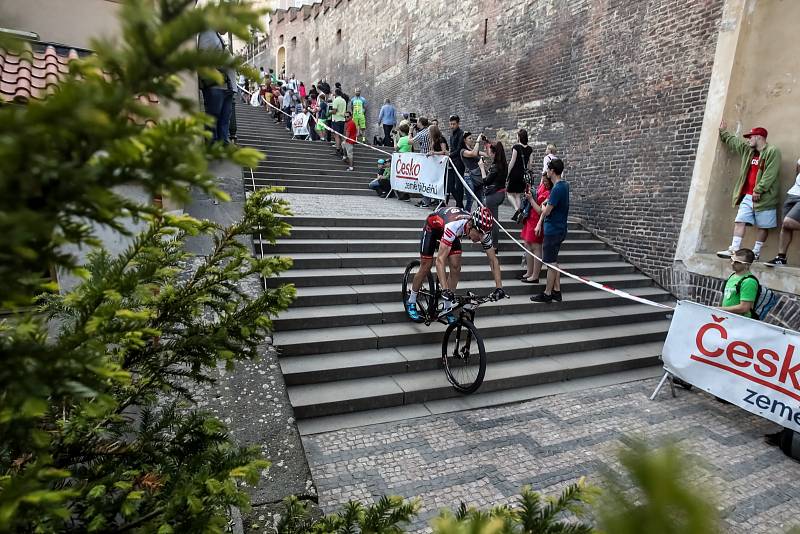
xmin=426 ymin=207 xmax=492 ymax=250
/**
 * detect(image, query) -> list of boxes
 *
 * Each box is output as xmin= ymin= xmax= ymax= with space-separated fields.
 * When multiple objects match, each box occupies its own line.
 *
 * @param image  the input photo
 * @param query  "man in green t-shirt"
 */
xmin=720 ymin=248 xmax=758 ymax=318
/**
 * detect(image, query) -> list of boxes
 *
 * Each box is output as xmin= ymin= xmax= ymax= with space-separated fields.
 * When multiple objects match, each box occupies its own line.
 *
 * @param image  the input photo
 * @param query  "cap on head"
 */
xmin=743 ymin=127 xmax=768 ymax=139
xmin=377 ymin=159 xmax=385 ymax=164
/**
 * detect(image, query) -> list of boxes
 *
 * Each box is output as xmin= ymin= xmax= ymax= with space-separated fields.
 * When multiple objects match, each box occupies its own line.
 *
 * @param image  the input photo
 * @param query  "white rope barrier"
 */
xmin=239 ymin=84 xmax=674 ymax=311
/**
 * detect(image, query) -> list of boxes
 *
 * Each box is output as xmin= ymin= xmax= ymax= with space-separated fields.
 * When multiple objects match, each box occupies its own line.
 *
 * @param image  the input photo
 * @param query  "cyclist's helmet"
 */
xmin=471 ymin=207 xmax=493 ymax=234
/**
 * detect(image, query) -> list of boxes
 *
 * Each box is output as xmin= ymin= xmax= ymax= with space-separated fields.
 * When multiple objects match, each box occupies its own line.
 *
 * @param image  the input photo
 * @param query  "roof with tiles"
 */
xmin=0 ymin=42 xmax=159 ymax=110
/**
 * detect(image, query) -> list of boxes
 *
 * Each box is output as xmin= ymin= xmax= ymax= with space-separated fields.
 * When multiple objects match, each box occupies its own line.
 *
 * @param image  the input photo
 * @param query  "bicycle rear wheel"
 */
xmin=441 ymin=318 xmax=486 ymax=394
xmin=402 ymin=260 xmax=435 ymax=323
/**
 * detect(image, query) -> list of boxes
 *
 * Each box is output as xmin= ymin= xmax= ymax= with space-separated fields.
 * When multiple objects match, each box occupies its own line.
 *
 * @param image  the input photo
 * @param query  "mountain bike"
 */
xmin=401 ymin=260 xmax=505 ymax=394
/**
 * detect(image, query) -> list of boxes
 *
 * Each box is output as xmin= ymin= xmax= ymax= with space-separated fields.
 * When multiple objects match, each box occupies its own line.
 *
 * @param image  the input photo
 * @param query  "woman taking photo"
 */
xmin=519 ymin=172 xmax=553 ymax=283
xmin=478 ymin=140 xmax=508 ymax=251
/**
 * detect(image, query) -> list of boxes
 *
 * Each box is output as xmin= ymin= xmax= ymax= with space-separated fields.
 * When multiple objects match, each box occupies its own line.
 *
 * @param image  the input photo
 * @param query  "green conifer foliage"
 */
xmin=0 ymin=1 xmax=297 ymax=532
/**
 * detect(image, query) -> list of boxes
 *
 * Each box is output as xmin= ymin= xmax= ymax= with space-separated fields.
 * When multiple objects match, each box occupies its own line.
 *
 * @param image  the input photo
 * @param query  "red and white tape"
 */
xmin=240 ymin=84 xmax=674 ymax=311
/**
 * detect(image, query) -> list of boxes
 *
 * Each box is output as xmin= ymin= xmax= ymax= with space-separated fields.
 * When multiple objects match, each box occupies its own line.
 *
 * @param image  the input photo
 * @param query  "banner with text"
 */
xmin=662 ymin=300 xmax=800 ymax=432
xmin=292 ymin=113 xmax=310 ymax=137
xmin=390 ymin=152 xmax=447 ymax=199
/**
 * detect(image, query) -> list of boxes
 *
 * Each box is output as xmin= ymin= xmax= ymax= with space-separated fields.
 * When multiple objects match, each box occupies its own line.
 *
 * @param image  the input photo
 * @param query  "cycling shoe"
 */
xmin=406 ymin=301 xmax=421 ymax=322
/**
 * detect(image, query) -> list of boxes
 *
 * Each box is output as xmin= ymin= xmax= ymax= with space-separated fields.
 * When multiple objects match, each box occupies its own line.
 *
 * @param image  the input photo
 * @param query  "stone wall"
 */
xmin=269 ymin=0 xmax=799 ymax=327
xmin=272 ymin=0 xmax=725 ymax=274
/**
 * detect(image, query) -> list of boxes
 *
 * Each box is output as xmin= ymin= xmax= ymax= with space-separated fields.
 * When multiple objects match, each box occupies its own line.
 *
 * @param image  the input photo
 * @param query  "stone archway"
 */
xmin=276 ymin=46 xmax=286 ymax=80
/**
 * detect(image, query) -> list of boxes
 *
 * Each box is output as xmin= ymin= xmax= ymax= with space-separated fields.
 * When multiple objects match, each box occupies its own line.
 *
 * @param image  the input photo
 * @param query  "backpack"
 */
xmin=730 ymin=273 xmax=778 ymax=321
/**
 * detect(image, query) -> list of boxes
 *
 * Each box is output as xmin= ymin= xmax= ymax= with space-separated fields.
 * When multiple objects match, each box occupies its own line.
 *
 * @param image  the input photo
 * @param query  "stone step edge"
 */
xmin=296 ymin=365 xmax=664 ymax=435
xmin=280 ymin=320 xmax=670 ymax=382
xmin=288 ymin=342 xmax=664 ymax=419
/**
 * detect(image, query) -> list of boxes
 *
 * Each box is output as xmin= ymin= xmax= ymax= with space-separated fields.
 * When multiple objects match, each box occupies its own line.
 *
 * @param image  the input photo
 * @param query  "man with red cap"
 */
xmin=716 ymin=120 xmax=782 ymax=260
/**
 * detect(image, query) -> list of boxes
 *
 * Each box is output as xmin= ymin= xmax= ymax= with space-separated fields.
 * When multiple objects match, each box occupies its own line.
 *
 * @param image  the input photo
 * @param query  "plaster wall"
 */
xmin=677 ymin=0 xmax=800 ymax=297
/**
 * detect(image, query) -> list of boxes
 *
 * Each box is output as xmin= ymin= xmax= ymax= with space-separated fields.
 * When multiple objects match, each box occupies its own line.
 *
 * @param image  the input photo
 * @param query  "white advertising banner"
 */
xmin=291 ymin=113 xmax=310 ymax=137
xmin=662 ymin=300 xmax=800 ymax=432
xmin=390 ymin=152 xmax=447 ymax=200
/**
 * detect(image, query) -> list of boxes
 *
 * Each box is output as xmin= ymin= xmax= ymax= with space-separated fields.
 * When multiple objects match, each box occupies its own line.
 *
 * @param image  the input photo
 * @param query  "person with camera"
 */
xmin=519 ymin=170 xmax=553 ymax=283
xmin=460 ymin=132 xmax=487 ymax=211
xmin=478 ymin=140 xmax=508 ymax=251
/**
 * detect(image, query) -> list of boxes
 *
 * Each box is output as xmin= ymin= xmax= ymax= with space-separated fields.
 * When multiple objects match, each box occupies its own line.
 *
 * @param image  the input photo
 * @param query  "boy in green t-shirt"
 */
xmin=720 ymin=248 xmax=758 ymax=318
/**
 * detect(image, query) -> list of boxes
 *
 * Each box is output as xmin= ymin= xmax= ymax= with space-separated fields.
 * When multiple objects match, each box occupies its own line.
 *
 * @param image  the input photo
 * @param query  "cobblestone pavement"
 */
xmin=303 ymin=378 xmax=800 ymax=533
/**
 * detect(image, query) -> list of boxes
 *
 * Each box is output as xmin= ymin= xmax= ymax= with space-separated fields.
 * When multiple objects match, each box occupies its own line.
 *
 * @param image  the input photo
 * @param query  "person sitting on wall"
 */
xmin=764 ymin=157 xmax=800 ymax=266
xmin=716 ymin=120 xmax=782 ymax=261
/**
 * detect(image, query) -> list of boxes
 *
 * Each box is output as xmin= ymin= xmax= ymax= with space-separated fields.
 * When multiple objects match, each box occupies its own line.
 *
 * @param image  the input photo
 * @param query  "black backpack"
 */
xmin=728 ymin=273 xmax=778 ymax=321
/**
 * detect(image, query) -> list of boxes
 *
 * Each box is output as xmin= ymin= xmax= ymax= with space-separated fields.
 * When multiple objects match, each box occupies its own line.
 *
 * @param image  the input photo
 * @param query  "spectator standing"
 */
xmin=531 ymin=158 xmax=569 ymax=303
xmin=197 ymin=30 xmax=235 ymax=145
xmin=717 ymin=120 xmax=782 ymax=260
xmin=287 ymin=73 xmax=299 ymax=92
xmin=460 ymin=132 xmax=485 ymax=212
xmin=350 ymin=89 xmax=367 ymax=142
xmin=377 ymin=98 xmax=397 ymax=146
xmin=448 ymin=115 xmax=466 ymax=208
xmin=410 ymin=117 xmax=433 ymax=207
xmin=309 ymin=84 xmax=319 ymax=101
xmin=478 ymin=141 xmax=508 ymax=250
xmin=335 ymin=82 xmax=350 ymax=104
xmin=429 ymin=124 xmax=449 ymax=206
xmin=318 ymin=79 xmax=331 ymax=95
xmin=282 ymin=87 xmax=295 ymax=130
xmin=542 ymin=144 xmax=558 ymax=177
xmin=343 ymin=111 xmax=357 ymax=171
xmin=237 ymin=73 xmax=247 ymax=103
xmin=259 ymin=66 xmax=267 ymax=83
xmin=764 ymin=157 xmax=800 ymax=266
xmin=331 ymin=89 xmax=348 ymax=154
xmin=299 ymin=81 xmax=307 ymax=99
xmin=519 ymin=172 xmax=553 ymax=283
xmin=507 ymin=129 xmax=533 ymax=217
xmin=395 ymin=123 xmax=412 ymax=202
xmin=269 ymin=68 xmax=277 ymax=84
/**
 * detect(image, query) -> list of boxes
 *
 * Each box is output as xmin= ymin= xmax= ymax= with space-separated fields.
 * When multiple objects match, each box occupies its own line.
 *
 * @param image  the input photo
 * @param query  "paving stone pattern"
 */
xmin=303 ymin=378 xmax=800 ymax=534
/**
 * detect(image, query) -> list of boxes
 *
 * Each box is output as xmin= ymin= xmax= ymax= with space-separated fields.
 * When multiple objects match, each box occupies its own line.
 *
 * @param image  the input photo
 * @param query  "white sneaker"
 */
xmin=716 ymin=248 xmax=735 ymax=259
xmin=347 ymin=167 xmax=353 ymax=171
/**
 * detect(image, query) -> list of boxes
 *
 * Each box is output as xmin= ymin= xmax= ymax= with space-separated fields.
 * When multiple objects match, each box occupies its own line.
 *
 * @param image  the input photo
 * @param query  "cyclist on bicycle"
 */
xmin=406 ymin=206 xmax=506 ymax=321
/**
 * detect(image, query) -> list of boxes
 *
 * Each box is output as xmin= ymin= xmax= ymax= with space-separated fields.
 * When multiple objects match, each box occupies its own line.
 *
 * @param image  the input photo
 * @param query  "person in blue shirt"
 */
xmin=377 ymin=98 xmax=397 ymax=147
xmin=531 ymin=158 xmax=569 ymax=303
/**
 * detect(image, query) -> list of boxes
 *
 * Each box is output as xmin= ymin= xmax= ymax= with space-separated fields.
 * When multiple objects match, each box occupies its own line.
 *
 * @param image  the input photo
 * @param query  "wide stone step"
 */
xmin=287 ymin=273 xmax=655 ymax=307
xmin=253 ymin=165 xmax=375 ymax=178
xmin=282 ymin=248 xmax=617 ymax=269
xmin=249 ymin=177 xmax=372 ymax=190
xmin=258 ymin=152 xmax=380 ymax=166
xmin=273 ymin=285 xmax=670 ymax=330
xmin=274 ymin=303 xmax=671 ymax=357
xmin=280 ymin=320 xmax=669 ymax=384
xmin=287 ymin=341 xmax=665 ymax=418
xmin=267 ymin=261 xmax=633 ymax=288
xmin=278 ymin=225 xmax=592 ymax=241
xmin=262 ymin=238 xmax=607 ymax=254
xmin=240 ymin=137 xmax=388 ymax=157
xmin=246 ymin=183 xmax=374 ymax=196
xmin=278 ymin=216 xmax=583 ymax=230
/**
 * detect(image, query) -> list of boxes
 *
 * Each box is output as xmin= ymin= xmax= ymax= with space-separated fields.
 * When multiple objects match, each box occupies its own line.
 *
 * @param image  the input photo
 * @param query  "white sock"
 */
xmin=730 ymin=236 xmax=743 ymax=251
xmin=408 ymin=290 xmax=418 ymax=304
xmin=753 ymin=241 xmax=764 ymax=256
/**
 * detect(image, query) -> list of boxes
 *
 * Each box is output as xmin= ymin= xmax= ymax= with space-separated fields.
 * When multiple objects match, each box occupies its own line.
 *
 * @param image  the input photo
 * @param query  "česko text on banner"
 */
xmin=390 ymin=152 xmax=447 ymax=200
xmin=662 ymin=300 xmax=800 ymax=432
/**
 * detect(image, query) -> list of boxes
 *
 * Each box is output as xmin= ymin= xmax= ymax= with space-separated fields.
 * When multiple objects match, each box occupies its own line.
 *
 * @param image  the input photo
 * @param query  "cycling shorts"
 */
xmin=420 ymin=225 xmax=462 ymax=259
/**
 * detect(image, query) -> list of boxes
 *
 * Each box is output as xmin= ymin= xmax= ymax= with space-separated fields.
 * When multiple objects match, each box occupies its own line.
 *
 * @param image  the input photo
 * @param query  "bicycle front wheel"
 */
xmin=402 ymin=260 xmax=435 ymax=323
xmin=441 ymin=318 xmax=486 ymax=394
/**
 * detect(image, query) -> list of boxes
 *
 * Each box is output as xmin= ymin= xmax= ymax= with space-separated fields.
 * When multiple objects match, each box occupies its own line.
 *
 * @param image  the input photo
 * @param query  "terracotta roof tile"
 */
xmin=1 ymin=43 xmax=159 ymax=109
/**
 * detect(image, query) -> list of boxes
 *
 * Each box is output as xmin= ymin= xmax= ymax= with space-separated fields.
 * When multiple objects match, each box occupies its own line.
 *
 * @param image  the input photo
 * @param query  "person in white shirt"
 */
xmin=764 ymin=157 xmax=800 ymax=266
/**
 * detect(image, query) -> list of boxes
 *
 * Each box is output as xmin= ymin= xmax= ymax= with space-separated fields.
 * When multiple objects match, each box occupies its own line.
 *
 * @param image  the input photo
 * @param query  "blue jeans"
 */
xmin=464 ymin=172 xmax=483 ymax=212
xmin=201 ymin=86 xmax=233 ymax=144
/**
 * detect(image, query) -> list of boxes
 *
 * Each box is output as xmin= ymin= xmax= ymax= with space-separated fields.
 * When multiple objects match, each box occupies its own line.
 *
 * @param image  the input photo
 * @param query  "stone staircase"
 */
xmin=237 ymin=104 xmax=377 ymax=196
xmin=236 ymin=104 xmax=673 ymax=433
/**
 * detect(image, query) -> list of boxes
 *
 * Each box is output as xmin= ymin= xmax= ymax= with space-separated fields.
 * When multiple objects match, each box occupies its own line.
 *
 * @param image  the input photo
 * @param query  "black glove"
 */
xmin=441 ymin=289 xmax=455 ymax=302
xmin=490 ymin=288 xmax=506 ymax=301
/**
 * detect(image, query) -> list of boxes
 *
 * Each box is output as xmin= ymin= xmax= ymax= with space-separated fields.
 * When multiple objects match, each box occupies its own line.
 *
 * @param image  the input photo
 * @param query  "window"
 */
xmin=336 ymin=29 xmax=342 ymax=43
xmin=483 ymin=19 xmax=488 ymax=45
xmin=278 ymin=34 xmax=284 ymax=45
xmin=314 ymin=37 xmax=319 ymax=50
xmin=290 ymin=36 xmax=297 ymax=48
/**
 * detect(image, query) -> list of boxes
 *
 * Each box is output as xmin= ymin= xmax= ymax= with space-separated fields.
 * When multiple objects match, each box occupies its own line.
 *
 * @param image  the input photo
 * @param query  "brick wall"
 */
xmin=272 ymin=0 xmax=725 ymax=277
